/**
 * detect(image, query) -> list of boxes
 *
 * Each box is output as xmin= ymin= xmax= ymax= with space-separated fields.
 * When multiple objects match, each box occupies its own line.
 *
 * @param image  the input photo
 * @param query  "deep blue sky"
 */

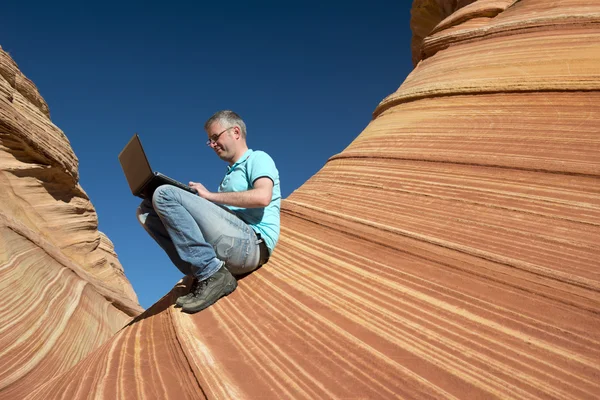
xmin=2 ymin=1 xmax=415 ymax=308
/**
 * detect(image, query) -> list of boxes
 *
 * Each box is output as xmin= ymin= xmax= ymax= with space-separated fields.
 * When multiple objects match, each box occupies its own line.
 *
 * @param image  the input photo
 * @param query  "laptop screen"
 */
xmin=118 ymin=134 xmax=154 ymax=195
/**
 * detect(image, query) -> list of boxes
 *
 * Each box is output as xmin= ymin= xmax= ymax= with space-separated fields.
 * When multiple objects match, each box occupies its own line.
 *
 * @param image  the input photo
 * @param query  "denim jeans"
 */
xmin=136 ymin=185 xmax=262 ymax=281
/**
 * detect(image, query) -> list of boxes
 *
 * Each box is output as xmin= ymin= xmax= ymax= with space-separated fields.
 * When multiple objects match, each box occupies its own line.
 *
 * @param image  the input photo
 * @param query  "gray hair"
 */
xmin=204 ymin=110 xmax=247 ymax=139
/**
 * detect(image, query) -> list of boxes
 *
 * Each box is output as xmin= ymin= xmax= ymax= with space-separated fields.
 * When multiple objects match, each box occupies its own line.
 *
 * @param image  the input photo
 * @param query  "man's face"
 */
xmin=206 ymin=122 xmax=237 ymax=162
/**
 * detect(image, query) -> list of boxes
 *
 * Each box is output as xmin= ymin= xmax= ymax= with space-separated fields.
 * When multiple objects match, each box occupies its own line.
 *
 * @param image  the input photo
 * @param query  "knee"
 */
xmin=152 ymin=185 xmax=177 ymax=209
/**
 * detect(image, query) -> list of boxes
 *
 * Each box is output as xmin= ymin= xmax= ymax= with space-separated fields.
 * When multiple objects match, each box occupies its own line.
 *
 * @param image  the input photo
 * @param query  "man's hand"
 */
xmin=189 ymin=181 xmax=210 ymax=198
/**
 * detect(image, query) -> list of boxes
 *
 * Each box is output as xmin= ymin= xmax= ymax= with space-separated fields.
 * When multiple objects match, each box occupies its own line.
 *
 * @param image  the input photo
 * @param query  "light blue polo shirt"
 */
xmin=218 ymin=149 xmax=281 ymax=253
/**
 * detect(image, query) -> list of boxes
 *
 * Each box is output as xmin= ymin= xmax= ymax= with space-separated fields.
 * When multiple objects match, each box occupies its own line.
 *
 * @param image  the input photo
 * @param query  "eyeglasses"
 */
xmin=206 ymin=126 xmax=234 ymax=147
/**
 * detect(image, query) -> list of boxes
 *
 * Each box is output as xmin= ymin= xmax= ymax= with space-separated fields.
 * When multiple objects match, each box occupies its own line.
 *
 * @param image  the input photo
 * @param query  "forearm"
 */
xmin=205 ymin=188 xmax=270 ymax=208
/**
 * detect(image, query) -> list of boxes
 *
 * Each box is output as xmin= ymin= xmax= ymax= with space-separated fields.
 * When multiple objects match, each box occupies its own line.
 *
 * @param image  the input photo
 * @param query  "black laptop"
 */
xmin=118 ymin=134 xmax=196 ymax=199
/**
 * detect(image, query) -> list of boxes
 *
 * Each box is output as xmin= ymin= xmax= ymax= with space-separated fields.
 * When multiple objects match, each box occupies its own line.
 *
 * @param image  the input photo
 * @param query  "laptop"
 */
xmin=118 ymin=134 xmax=196 ymax=199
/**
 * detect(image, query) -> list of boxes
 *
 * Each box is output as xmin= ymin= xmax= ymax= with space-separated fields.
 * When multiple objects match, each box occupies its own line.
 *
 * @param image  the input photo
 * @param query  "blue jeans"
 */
xmin=136 ymin=185 xmax=262 ymax=281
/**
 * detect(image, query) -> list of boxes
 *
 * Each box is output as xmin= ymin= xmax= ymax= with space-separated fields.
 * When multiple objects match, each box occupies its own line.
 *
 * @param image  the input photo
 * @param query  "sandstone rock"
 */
xmin=4 ymin=0 xmax=600 ymax=398
xmin=0 ymin=46 xmax=139 ymax=303
xmin=0 ymin=47 xmax=142 ymax=398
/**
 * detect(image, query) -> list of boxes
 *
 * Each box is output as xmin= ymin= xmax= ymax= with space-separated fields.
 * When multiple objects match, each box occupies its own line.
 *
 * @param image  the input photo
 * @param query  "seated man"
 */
xmin=136 ymin=110 xmax=281 ymax=313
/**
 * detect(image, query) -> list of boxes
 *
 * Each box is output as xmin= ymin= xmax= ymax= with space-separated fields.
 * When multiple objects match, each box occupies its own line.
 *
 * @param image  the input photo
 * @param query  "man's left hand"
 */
xmin=189 ymin=181 xmax=210 ymax=199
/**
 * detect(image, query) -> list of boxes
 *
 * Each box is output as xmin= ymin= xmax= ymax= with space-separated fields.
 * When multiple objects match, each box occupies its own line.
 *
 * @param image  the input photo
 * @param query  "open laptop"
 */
xmin=118 ymin=134 xmax=196 ymax=199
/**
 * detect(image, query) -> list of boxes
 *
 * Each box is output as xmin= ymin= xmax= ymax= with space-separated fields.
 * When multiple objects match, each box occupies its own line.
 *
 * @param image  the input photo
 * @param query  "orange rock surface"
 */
xmin=3 ymin=0 xmax=600 ymax=398
xmin=0 ymin=47 xmax=142 ymax=398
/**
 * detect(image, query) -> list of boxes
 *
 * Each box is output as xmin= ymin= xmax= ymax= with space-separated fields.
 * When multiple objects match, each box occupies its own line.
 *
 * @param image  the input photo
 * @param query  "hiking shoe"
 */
xmin=175 ymin=278 xmax=198 ymax=307
xmin=182 ymin=264 xmax=237 ymax=314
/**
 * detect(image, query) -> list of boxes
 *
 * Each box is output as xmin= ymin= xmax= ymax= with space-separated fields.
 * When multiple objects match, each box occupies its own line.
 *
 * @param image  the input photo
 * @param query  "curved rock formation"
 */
xmin=0 ymin=47 xmax=142 ymax=398
xmin=4 ymin=0 xmax=600 ymax=398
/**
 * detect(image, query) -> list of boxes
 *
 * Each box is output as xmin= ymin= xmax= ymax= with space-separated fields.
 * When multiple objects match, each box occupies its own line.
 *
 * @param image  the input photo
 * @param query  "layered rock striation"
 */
xmin=4 ymin=0 xmax=600 ymax=398
xmin=0 ymin=47 xmax=142 ymax=399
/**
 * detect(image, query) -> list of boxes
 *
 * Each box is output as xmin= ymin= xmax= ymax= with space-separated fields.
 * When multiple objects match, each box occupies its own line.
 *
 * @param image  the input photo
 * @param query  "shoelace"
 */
xmin=192 ymin=269 xmax=222 ymax=295
xmin=193 ymin=278 xmax=210 ymax=294
xmin=184 ymin=278 xmax=199 ymax=295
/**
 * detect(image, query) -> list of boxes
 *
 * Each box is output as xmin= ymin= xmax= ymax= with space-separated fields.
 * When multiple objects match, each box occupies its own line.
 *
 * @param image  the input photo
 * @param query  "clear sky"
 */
xmin=1 ymin=1 xmax=415 ymax=308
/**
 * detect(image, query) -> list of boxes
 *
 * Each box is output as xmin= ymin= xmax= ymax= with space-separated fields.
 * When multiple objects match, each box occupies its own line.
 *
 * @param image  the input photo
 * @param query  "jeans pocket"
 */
xmin=213 ymin=234 xmax=251 ymax=272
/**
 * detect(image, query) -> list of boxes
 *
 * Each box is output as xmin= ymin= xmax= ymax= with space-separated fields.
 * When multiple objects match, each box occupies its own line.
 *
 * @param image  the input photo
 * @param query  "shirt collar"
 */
xmin=227 ymin=149 xmax=253 ymax=171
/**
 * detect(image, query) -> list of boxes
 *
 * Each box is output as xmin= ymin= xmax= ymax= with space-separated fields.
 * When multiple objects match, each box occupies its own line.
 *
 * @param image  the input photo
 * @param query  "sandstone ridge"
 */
xmin=0 ymin=46 xmax=142 ymax=399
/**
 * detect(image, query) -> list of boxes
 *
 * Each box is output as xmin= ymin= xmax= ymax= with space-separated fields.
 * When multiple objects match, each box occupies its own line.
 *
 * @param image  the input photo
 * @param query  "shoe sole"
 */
xmin=182 ymin=280 xmax=237 ymax=314
xmin=175 ymin=292 xmax=196 ymax=307
xmin=175 ymin=297 xmax=189 ymax=307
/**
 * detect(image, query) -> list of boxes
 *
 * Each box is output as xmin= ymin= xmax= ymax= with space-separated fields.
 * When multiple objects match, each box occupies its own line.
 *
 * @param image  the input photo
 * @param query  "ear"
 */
xmin=233 ymin=125 xmax=241 ymax=138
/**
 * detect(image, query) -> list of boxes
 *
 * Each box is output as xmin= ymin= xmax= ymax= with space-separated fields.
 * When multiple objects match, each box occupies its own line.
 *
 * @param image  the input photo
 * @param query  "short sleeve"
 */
xmin=247 ymin=151 xmax=278 ymax=186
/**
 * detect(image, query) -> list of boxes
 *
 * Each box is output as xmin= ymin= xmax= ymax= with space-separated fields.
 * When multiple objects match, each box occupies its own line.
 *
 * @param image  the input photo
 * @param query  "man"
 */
xmin=136 ymin=110 xmax=281 ymax=313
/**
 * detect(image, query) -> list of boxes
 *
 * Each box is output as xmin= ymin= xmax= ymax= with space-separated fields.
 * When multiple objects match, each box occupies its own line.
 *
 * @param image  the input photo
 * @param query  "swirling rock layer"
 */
xmin=0 ymin=47 xmax=142 ymax=398
xmin=5 ymin=0 xmax=600 ymax=399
